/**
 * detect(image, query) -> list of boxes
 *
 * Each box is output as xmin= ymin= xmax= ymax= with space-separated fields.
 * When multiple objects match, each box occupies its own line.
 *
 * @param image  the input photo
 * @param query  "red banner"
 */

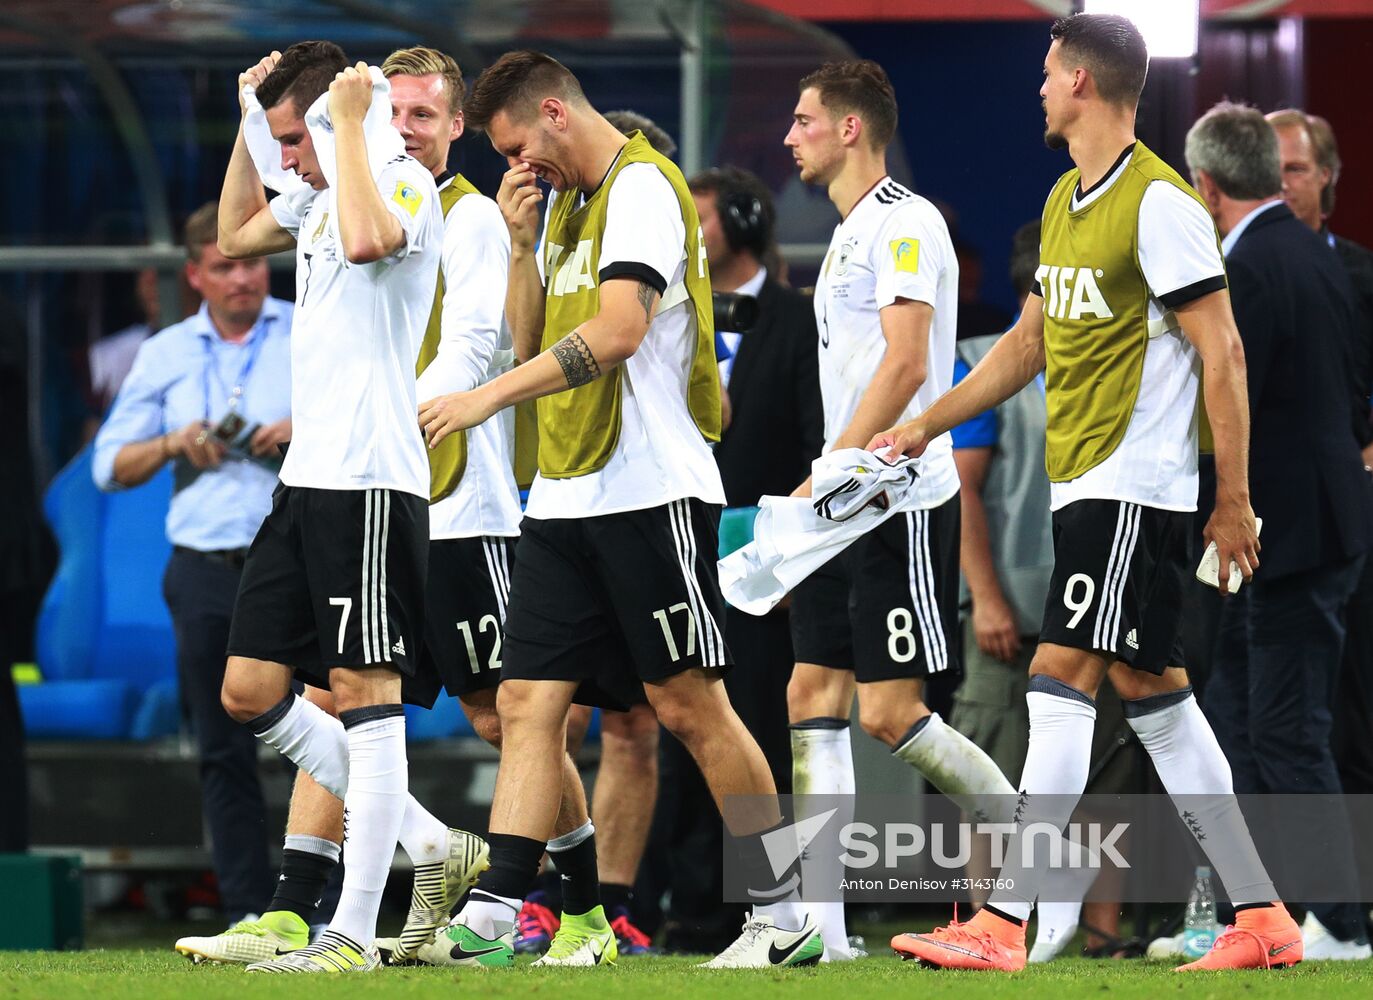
xmin=755 ymin=0 xmax=1373 ymax=21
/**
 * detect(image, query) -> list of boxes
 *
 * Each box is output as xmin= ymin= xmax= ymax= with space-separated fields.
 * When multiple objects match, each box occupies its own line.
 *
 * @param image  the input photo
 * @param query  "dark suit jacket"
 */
xmin=1226 ymin=202 xmax=1373 ymax=579
xmin=714 ymin=277 xmax=824 ymax=508
xmin=1329 ymin=231 xmax=1373 ymax=448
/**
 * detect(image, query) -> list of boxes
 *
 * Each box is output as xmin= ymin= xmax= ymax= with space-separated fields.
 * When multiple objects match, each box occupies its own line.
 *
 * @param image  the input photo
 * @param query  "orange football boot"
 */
xmin=1176 ymin=902 xmax=1303 ymax=971
xmin=892 ymin=909 xmax=1027 ymax=971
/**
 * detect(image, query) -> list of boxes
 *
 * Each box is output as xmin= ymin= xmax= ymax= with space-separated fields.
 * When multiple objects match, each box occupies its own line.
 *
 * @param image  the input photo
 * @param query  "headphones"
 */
xmin=718 ymin=188 xmax=769 ymax=258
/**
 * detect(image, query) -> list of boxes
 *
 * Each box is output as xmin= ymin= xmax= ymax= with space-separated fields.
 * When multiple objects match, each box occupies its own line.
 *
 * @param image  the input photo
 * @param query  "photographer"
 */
xmin=92 ymin=200 xmax=292 ymax=925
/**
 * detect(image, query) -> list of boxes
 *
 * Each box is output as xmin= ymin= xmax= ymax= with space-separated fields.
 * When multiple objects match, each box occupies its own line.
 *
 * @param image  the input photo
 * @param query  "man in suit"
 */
xmin=639 ymin=166 xmax=822 ymax=954
xmin=1266 ymin=109 xmax=1373 ymax=803
xmin=1186 ymin=101 xmax=1373 ymax=960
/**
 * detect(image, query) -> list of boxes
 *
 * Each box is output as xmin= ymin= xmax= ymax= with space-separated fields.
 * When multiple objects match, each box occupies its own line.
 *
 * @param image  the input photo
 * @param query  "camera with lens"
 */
xmin=712 ymin=292 xmax=758 ymax=333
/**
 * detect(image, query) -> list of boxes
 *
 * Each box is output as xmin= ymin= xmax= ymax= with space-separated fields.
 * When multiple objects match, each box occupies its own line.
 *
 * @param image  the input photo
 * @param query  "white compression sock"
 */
xmin=283 ymin=833 xmax=342 ymax=862
xmin=461 ymin=890 xmax=521 ymax=940
xmin=547 ymin=819 xmax=594 ymax=852
xmin=328 ymin=708 xmax=409 ymax=945
xmin=753 ymin=899 xmax=809 ymax=932
xmin=1124 ymin=688 xmax=1276 ymax=905
xmin=248 ymin=693 xmax=449 ymax=866
xmin=895 ymin=710 xmax=1098 ymax=934
xmin=791 ymin=719 xmax=855 ymax=960
xmin=987 ymin=677 xmax=1097 ymax=922
xmin=892 ymin=711 xmax=1016 ymax=819
xmin=399 ymin=800 xmax=450 ymax=866
xmin=249 ymin=692 xmax=350 ymax=798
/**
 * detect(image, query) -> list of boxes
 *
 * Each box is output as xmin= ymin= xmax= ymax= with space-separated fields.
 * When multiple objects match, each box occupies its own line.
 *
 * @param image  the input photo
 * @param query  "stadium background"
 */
xmin=3 ymin=0 xmax=1373 ymax=985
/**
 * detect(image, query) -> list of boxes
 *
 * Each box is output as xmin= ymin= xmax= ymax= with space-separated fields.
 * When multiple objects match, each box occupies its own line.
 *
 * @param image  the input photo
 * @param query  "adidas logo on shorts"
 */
xmin=391 ymin=637 xmax=406 ymax=656
xmin=1125 ymin=628 xmax=1139 ymax=650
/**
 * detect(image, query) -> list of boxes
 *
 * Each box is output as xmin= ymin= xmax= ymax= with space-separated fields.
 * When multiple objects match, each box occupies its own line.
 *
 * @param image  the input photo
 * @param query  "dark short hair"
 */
xmin=1009 ymin=220 xmax=1041 ymax=300
xmin=688 ymin=166 xmax=776 ymax=258
xmin=1184 ymin=101 xmax=1281 ymax=201
xmin=1050 ymin=13 xmax=1149 ymax=108
xmin=183 ymin=202 xmax=220 ymax=262
xmin=798 ymin=59 xmax=897 ymax=149
xmin=464 ymin=50 xmax=587 ymax=132
xmin=604 ymin=110 xmax=676 ymax=158
xmin=255 ymin=40 xmax=349 ymax=113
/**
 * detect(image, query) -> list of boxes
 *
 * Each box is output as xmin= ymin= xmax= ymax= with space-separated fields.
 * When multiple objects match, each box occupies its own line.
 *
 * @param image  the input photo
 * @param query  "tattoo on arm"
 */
xmin=551 ymin=331 xmax=602 ymax=388
xmin=637 ymin=281 xmax=658 ymax=322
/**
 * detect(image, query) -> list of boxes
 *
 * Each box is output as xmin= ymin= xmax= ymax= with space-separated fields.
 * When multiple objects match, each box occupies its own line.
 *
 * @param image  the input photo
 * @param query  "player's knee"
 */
xmin=565 ymin=704 xmax=593 ymax=755
xmin=1110 ymin=663 xmax=1190 ymax=704
xmin=650 ymin=696 xmax=699 ymax=744
xmin=220 ymin=678 xmax=267 ymax=724
xmin=602 ymin=705 xmax=659 ymax=752
xmin=495 ymin=680 xmax=560 ymax=737
xmin=786 ymin=673 xmax=817 ymax=722
xmin=856 ymin=702 xmax=904 ymax=747
xmin=469 ymin=706 xmax=502 ymax=749
xmin=301 ymin=683 xmax=337 ymax=717
xmin=787 ymin=667 xmax=844 ymax=722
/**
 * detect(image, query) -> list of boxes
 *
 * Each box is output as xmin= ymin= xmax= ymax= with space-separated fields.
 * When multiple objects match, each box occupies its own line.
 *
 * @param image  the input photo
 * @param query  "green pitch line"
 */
xmin=3 ymin=949 xmax=1372 ymax=1000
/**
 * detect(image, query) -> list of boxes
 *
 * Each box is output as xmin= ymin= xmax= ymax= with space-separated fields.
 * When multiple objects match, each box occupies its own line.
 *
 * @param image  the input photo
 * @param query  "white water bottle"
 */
xmin=1183 ymin=866 xmax=1218 ymax=958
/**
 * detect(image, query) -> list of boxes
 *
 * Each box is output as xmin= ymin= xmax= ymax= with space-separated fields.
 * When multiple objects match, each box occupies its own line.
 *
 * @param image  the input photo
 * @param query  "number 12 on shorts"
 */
xmin=457 ymin=616 xmax=503 ymax=674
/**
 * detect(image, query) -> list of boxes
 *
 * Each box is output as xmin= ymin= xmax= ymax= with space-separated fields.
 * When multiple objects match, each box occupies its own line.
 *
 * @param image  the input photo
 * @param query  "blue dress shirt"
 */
xmin=93 ymin=297 xmax=294 ymax=550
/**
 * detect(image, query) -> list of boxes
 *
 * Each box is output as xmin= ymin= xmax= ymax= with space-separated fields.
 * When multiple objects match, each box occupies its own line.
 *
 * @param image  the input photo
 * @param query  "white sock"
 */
xmin=1124 ymin=688 xmax=1276 ymax=904
xmin=1031 ymin=899 xmax=1082 ymax=956
xmin=249 ymin=693 xmax=349 ymax=798
xmin=791 ymin=719 xmax=854 ymax=960
xmin=892 ymin=711 xmax=1016 ymax=819
xmin=547 ymin=819 xmax=594 ymax=852
xmin=461 ymin=890 xmax=521 ymax=940
xmin=399 ymin=799 xmax=449 ymax=866
xmin=328 ymin=710 xmax=409 ymax=945
xmin=249 ymin=693 xmax=448 ymax=867
xmin=987 ymin=677 xmax=1097 ymax=922
xmin=284 ymin=833 xmax=341 ymax=861
xmin=754 ymin=899 xmax=809 ymax=931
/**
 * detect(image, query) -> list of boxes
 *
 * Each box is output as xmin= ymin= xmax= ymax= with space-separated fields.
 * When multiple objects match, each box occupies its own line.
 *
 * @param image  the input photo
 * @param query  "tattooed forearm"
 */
xmin=637 ymin=281 xmax=658 ymax=322
xmin=551 ymin=331 xmax=602 ymax=388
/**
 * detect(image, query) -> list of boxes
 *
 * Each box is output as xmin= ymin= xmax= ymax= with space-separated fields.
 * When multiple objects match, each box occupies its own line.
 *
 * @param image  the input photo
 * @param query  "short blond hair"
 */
xmin=382 ymin=46 xmax=465 ymax=114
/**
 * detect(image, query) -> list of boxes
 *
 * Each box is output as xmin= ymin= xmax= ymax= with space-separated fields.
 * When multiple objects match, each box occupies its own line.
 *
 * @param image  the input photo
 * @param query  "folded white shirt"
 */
xmin=241 ymin=66 xmax=405 ymax=197
xmin=719 ymin=448 xmax=919 ymax=616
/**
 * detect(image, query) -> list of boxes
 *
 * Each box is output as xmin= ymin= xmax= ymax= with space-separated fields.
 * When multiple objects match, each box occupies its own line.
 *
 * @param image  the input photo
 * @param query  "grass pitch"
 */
xmin=5 ymin=937 xmax=1373 ymax=1000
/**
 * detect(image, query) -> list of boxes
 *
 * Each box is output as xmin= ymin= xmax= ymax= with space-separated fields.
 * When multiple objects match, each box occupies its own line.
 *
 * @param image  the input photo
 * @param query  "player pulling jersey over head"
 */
xmin=211 ymin=41 xmax=465 ymax=974
xmin=416 ymin=49 xmax=821 ymax=971
xmin=874 ymin=13 xmax=1297 ymax=973
xmin=782 ymin=58 xmax=1020 ymax=962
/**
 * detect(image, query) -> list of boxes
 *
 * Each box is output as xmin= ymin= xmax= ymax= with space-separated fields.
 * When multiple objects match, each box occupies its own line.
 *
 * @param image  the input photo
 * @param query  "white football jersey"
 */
xmin=269 ymin=156 xmax=442 ymax=497
xmin=416 ymin=180 xmax=523 ymax=539
xmin=813 ymin=177 xmax=960 ymax=509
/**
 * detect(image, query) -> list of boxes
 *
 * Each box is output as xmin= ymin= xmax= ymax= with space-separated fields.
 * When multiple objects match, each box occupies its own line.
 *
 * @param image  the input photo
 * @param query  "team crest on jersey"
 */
xmin=833 ymin=239 xmax=857 ymax=277
xmin=1035 ymin=264 xmax=1114 ymax=321
xmin=312 ymin=211 xmax=330 ymax=242
xmin=890 ymin=238 xmax=920 ymax=274
xmin=391 ymin=180 xmax=423 ymax=218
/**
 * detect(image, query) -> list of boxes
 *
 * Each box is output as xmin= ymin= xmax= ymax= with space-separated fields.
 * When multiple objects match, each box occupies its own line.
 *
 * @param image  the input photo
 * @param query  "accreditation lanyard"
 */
xmin=201 ymin=326 xmax=266 ymax=423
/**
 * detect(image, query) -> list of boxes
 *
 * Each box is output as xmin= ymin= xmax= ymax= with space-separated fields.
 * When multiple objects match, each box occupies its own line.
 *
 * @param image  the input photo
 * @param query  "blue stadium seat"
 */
xmin=20 ymin=448 xmax=177 ymax=740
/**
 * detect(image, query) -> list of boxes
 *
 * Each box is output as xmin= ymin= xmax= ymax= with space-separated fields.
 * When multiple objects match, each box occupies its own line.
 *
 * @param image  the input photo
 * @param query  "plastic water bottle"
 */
xmin=1183 ymin=866 xmax=1218 ymax=958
